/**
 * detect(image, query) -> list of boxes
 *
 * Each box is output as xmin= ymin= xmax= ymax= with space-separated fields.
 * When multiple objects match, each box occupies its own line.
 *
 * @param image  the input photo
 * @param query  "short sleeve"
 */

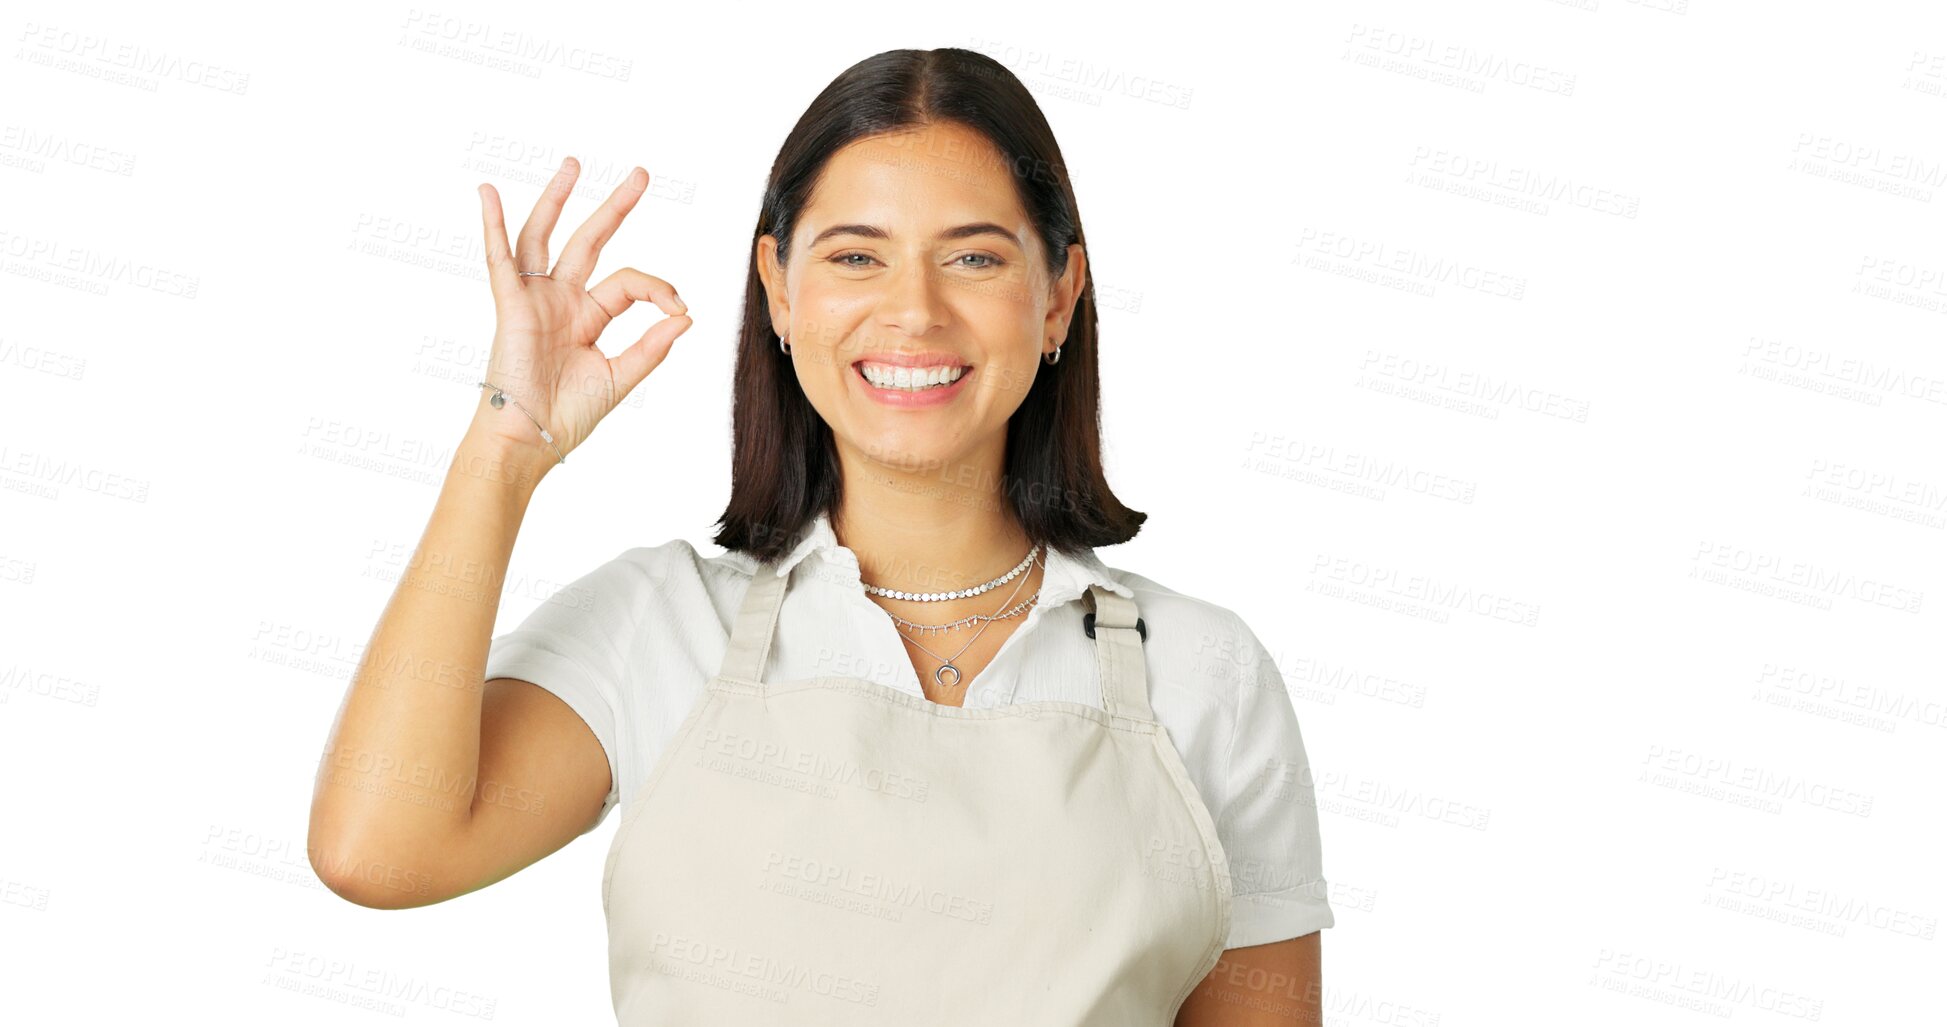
xmin=1217 ymin=616 xmax=1335 ymax=948
xmin=483 ymin=551 xmax=641 ymax=834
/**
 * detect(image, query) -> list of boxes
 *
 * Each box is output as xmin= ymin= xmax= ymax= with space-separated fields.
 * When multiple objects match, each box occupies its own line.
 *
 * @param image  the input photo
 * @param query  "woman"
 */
xmin=309 ymin=48 xmax=1332 ymax=1026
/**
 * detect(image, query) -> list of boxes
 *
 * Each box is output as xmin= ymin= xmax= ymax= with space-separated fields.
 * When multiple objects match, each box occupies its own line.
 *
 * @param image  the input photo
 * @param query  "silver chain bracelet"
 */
xmin=477 ymin=380 xmax=565 ymax=465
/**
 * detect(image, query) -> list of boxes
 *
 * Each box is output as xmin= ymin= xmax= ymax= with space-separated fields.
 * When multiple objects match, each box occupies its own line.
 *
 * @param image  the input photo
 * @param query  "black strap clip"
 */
xmin=1083 ymin=612 xmax=1146 ymax=641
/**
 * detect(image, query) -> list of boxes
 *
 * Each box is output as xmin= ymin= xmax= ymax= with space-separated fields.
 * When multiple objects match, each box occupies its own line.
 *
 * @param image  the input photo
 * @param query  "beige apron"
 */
xmin=599 ymin=559 xmax=1233 ymax=1025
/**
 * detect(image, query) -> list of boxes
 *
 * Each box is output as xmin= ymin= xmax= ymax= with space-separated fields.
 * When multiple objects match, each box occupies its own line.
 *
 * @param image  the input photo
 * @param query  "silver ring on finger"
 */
xmin=518 ymin=270 xmax=550 ymax=277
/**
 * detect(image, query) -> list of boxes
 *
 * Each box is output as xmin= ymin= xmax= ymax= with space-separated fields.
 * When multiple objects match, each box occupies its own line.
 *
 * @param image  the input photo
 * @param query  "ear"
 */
xmin=1043 ymin=243 xmax=1086 ymax=354
xmin=756 ymin=233 xmax=790 ymax=334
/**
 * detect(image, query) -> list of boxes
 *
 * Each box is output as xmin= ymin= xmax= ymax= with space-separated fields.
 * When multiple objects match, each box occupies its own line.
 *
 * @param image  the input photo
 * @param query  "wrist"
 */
xmin=454 ymin=416 xmax=557 ymax=493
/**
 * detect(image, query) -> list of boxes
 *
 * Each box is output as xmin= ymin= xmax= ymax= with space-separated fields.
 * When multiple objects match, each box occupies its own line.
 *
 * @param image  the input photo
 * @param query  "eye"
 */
xmin=826 ymin=251 xmax=1005 ymax=270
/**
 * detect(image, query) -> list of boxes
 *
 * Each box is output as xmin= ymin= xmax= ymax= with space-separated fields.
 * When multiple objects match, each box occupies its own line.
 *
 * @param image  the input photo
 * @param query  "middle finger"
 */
xmin=551 ymin=166 xmax=649 ymax=288
xmin=515 ymin=156 xmax=581 ymax=275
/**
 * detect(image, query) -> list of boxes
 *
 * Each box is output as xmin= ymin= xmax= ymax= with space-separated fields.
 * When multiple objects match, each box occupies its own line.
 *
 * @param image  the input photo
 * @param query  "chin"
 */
xmin=842 ymin=427 xmax=985 ymax=476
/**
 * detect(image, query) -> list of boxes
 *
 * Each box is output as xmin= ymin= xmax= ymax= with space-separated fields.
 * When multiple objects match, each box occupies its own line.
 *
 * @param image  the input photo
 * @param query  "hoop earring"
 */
xmin=778 ymin=333 xmax=791 ymax=355
xmin=1043 ymin=340 xmax=1062 ymax=366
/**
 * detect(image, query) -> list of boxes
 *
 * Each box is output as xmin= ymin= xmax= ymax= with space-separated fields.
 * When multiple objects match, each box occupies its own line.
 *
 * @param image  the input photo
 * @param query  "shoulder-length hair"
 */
xmin=711 ymin=47 xmax=1145 ymax=564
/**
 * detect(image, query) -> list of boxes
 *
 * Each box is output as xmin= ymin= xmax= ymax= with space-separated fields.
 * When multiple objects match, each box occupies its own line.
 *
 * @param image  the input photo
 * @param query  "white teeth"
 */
xmin=859 ymin=362 xmax=966 ymax=391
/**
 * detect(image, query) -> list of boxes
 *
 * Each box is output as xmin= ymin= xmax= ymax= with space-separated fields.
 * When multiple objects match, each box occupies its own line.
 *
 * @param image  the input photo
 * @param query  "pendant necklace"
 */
xmin=867 ymin=547 xmax=1042 ymax=689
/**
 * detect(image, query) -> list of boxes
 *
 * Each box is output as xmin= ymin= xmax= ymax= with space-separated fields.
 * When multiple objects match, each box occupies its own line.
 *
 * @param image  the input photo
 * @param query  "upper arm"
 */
xmin=437 ymin=676 xmax=616 ymax=897
xmin=1175 ymin=933 xmax=1323 ymax=1027
xmin=321 ymin=676 xmax=616 ymax=911
xmin=393 ymin=551 xmax=645 ymax=907
xmin=1216 ymin=612 xmax=1336 ymax=947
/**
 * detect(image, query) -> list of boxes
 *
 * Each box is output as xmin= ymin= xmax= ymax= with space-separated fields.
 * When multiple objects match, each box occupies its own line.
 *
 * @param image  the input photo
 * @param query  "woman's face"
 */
xmin=757 ymin=121 xmax=1085 ymax=481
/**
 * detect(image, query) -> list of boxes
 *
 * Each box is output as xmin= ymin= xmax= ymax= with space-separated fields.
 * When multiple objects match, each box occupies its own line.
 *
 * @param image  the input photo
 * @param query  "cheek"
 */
xmin=788 ymin=284 xmax=871 ymax=359
xmin=971 ymin=290 xmax=1047 ymax=348
xmin=816 ymin=290 xmax=886 ymax=345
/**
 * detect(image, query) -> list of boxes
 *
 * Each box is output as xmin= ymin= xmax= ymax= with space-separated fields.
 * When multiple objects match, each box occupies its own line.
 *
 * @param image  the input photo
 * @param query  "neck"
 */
xmin=831 ymin=447 xmax=1035 ymax=595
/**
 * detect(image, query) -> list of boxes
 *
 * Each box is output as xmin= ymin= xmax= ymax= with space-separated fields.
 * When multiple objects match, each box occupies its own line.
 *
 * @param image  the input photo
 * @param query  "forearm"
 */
xmin=306 ymin=413 xmax=554 ymax=898
xmin=1175 ymin=933 xmax=1323 ymax=1026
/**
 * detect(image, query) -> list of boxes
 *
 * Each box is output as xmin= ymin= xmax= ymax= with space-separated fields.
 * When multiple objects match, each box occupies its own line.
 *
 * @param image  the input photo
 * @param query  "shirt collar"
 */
xmin=772 ymin=509 xmax=1134 ymax=607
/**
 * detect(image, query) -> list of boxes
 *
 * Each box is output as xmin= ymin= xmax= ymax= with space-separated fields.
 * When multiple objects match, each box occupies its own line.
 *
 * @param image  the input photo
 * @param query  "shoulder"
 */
xmin=546 ymin=538 xmax=753 ymax=617
xmin=571 ymin=537 xmax=756 ymax=584
xmin=1099 ymin=562 xmax=1265 ymax=655
xmin=1095 ymin=562 xmax=1272 ymax=705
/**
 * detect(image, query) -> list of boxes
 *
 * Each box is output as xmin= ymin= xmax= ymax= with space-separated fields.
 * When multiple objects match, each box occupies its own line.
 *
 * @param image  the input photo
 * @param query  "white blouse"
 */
xmin=485 ymin=511 xmax=1335 ymax=949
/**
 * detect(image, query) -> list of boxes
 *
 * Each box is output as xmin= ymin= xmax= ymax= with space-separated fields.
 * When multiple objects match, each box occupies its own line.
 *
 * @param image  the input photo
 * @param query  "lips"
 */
xmin=849 ymin=355 xmax=977 ymax=406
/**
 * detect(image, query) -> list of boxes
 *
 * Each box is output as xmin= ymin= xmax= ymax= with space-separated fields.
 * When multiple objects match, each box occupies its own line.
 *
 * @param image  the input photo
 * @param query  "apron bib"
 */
xmin=598 ymin=559 xmax=1233 ymax=1025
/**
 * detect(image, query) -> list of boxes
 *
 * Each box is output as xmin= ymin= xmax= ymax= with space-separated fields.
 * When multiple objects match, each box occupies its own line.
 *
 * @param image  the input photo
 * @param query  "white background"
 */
xmin=2 ymin=0 xmax=1941 ymax=1022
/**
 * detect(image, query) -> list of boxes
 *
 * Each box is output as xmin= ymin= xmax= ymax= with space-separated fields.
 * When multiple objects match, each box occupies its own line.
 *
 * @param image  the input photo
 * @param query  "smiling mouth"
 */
xmin=852 ymin=360 xmax=975 ymax=391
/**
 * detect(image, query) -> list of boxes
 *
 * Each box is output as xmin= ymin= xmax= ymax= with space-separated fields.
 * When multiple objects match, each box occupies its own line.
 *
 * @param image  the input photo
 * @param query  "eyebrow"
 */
xmin=808 ymin=222 xmax=1022 ymax=249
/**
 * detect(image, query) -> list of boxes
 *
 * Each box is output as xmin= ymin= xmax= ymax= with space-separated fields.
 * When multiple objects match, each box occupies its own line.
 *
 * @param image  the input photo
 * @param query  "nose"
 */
xmin=874 ymin=254 xmax=949 ymax=340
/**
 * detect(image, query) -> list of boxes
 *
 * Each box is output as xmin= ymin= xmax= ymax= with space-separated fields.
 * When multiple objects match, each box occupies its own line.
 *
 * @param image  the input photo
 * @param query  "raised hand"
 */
xmin=470 ymin=156 xmax=692 ymax=465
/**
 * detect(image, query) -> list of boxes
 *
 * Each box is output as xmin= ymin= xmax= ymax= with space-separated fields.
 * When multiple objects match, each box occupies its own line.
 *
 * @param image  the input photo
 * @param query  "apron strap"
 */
xmin=719 ymin=559 xmax=792 ymax=683
xmin=1084 ymin=585 xmax=1154 ymax=722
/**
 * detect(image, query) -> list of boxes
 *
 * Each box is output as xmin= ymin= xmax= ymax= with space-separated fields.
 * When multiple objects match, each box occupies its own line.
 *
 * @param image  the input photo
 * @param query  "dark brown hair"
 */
xmin=711 ymin=47 xmax=1145 ymax=564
